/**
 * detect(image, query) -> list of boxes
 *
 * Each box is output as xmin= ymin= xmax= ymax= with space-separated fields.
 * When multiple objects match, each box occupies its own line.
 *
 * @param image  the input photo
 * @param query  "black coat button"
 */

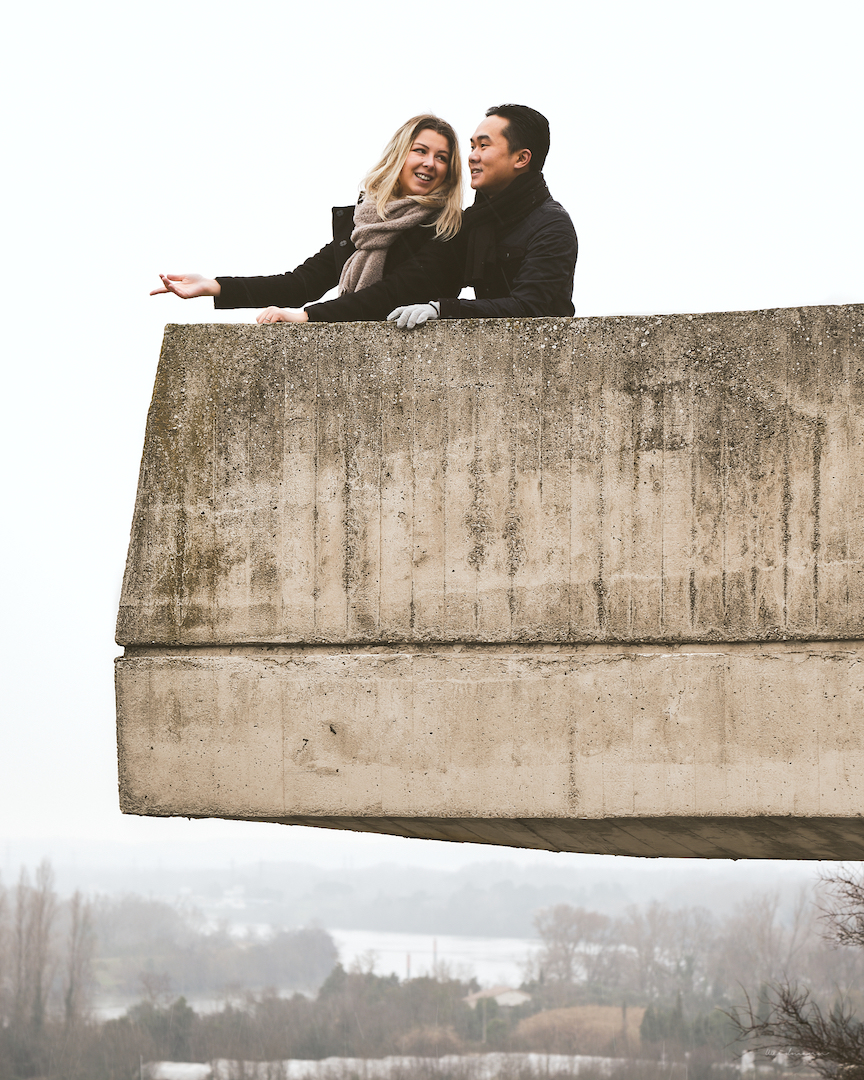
xmin=335 ymin=209 xmax=344 ymax=218
xmin=339 ymin=239 xmax=348 ymax=247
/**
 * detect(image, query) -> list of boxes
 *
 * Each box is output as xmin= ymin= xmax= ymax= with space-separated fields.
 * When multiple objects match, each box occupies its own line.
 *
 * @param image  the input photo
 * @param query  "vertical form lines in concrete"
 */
xmin=441 ymin=331 xmax=450 ymax=639
xmin=408 ymin=345 xmax=416 ymax=634
xmin=659 ymin=328 xmax=667 ymax=634
xmin=687 ymin=336 xmax=698 ymax=634
xmin=392 ymin=341 xmax=416 ymax=641
xmin=632 ymin=336 xmax=641 ymax=636
xmin=377 ymin=345 xmax=383 ymax=636
xmin=596 ymin=324 xmax=609 ymax=635
xmin=744 ymin=336 xmax=758 ymax=633
xmin=812 ymin=371 xmax=822 ymax=631
xmin=813 ymin=315 xmax=846 ymax=634
xmin=552 ymin=325 xmax=573 ymax=642
xmin=471 ymin=347 xmax=481 ymax=633
xmin=720 ymin=339 xmax=728 ymax=630
xmin=845 ymin=316 xmax=864 ymax=634
xmin=781 ymin=373 xmax=791 ymax=634
xmin=312 ymin=337 xmax=320 ymax=636
xmin=567 ymin=327 xmax=579 ymax=638
xmin=514 ymin=332 xmax=527 ymax=635
xmin=511 ymin=326 xmax=541 ymax=638
xmin=842 ymin=324 xmax=852 ymax=619
xmin=785 ymin=318 xmax=818 ymax=636
xmin=595 ymin=380 xmax=607 ymax=636
xmin=506 ymin=364 xmax=519 ymax=630
xmin=566 ymin=330 xmax=574 ymax=642
xmin=343 ymin=336 xmax=357 ymax=634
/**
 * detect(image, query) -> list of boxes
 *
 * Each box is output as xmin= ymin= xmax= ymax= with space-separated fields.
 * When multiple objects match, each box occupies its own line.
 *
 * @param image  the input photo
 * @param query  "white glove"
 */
xmin=387 ymin=301 xmax=440 ymax=330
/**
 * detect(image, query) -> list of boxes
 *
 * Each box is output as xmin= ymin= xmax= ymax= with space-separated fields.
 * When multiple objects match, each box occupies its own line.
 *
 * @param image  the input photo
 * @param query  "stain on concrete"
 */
xmin=465 ymin=449 xmax=491 ymax=572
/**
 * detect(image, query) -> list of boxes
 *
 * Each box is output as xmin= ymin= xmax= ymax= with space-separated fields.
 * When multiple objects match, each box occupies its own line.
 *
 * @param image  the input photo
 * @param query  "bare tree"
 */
xmin=618 ymin=901 xmax=716 ymax=999
xmin=729 ymin=869 xmax=864 ymax=1080
xmin=140 ymin=970 xmax=174 ymax=1007
xmin=819 ymin=865 xmax=864 ymax=949
xmin=13 ymin=861 xmax=58 ymax=1034
xmin=0 ymin=878 xmax=9 ymax=1023
xmin=63 ymin=890 xmax=94 ymax=1027
xmin=713 ymin=886 xmax=816 ymax=998
xmin=732 ymin=983 xmax=864 ymax=1080
xmin=619 ymin=902 xmax=675 ymax=998
xmin=533 ymin=903 xmax=611 ymax=984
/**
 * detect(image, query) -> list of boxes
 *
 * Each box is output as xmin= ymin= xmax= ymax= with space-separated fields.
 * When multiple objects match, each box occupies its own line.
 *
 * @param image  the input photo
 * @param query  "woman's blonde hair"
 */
xmin=362 ymin=115 xmax=463 ymax=241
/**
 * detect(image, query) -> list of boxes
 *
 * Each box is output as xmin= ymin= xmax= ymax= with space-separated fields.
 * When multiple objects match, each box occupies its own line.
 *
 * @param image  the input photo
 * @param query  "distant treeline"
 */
xmin=525 ymin=888 xmax=859 ymax=1009
xmin=92 ymin=892 xmax=336 ymax=997
xmin=1 ymin=859 xmax=861 ymax=1080
xmin=47 ymin=858 xmax=812 ymax=938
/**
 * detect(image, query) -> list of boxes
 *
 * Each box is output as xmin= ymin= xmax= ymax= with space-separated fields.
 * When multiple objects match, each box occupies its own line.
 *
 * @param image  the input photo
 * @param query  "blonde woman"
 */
xmin=151 ymin=115 xmax=463 ymax=323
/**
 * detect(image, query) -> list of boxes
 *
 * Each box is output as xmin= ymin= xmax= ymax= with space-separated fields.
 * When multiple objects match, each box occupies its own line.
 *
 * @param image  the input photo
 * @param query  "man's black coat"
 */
xmin=438 ymin=195 xmax=578 ymax=320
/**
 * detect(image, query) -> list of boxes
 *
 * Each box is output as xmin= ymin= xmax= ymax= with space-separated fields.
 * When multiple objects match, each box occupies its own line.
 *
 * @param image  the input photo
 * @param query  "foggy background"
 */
xmin=2 ymin=0 xmax=863 ymax=1026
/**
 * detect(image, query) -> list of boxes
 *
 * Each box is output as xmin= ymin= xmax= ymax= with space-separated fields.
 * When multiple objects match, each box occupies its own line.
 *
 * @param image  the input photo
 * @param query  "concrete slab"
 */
xmin=116 ymin=308 xmax=864 ymax=857
xmin=116 ymin=641 xmax=864 ymax=858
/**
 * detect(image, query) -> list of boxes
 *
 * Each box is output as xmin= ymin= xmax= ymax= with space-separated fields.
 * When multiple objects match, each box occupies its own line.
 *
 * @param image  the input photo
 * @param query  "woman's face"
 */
xmin=396 ymin=128 xmax=452 ymax=197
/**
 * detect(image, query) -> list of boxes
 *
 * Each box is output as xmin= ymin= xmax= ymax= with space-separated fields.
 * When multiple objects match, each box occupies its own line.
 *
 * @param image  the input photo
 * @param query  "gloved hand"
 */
xmin=387 ymin=301 xmax=440 ymax=330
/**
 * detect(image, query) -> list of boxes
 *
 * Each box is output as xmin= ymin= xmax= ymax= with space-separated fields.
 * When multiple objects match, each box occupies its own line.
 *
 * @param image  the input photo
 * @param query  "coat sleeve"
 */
xmin=213 ymin=241 xmax=341 ymax=310
xmin=437 ymin=212 xmax=577 ymax=320
xmin=305 ymin=234 xmax=463 ymax=323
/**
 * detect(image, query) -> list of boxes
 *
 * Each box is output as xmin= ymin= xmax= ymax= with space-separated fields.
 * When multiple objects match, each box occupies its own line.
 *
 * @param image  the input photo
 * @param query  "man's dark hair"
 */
xmin=485 ymin=104 xmax=551 ymax=171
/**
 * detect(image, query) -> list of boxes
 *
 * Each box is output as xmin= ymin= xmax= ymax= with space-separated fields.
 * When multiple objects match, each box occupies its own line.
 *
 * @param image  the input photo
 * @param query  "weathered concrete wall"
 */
xmin=116 ymin=307 xmax=864 ymax=858
xmin=118 ymin=309 xmax=864 ymax=645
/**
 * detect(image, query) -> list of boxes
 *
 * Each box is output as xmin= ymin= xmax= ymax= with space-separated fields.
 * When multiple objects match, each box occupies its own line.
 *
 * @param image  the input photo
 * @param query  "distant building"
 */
xmin=464 ymin=986 xmax=531 ymax=1009
xmin=146 ymin=1065 xmax=212 ymax=1080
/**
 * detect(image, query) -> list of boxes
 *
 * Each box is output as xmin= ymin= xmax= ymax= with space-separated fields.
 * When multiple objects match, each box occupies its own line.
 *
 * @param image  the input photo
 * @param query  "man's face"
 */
xmin=468 ymin=114 xmax=529 ymax=196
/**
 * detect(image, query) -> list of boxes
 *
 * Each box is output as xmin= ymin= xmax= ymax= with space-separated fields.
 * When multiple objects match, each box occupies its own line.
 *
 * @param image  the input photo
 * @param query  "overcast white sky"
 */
xmin=1 ymin=0 xmax=862 ymax=875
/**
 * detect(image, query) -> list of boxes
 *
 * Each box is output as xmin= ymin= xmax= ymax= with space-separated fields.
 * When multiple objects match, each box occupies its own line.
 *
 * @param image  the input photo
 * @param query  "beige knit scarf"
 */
xmin=338 ymin=195 xmax=441 ymax=295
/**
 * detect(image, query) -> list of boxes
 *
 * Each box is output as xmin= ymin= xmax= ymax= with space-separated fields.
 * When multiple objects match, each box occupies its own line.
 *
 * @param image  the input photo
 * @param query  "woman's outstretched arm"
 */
xmin=152 ymin=206 xmax=352 ymax=309
xmin=150 ymin=274 xmax=221 ymax=298
xmin=213 ymin=241 xmax=340 ymax=310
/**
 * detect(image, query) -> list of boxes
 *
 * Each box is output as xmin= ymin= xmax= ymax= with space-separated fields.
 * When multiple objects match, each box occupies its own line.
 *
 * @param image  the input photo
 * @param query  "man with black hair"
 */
xmin=388 ymin=105 xmax=578 ymax=328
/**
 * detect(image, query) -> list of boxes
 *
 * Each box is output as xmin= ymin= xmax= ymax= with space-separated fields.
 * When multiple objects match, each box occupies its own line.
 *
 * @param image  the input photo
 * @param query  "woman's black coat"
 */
xmin=214 ymin=205 xmax=460 ymax=322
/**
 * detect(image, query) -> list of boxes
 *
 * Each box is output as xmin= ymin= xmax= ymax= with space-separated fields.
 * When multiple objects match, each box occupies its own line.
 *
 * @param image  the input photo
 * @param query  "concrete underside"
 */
xmin=116 ymin=308 xmax=864 ymax=858
xmin=265 ymin=818 xmax=864 ymax=860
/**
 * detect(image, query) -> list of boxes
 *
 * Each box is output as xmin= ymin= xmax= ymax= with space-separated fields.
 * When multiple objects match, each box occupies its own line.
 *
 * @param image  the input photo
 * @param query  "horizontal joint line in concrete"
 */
xmin=119 ymin=638 xmax=864 ymax=660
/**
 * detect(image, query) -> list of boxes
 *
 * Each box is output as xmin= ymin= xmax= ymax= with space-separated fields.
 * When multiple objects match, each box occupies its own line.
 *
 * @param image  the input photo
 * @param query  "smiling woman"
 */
xmin=150 ymin=114 xmax=464 ymax=324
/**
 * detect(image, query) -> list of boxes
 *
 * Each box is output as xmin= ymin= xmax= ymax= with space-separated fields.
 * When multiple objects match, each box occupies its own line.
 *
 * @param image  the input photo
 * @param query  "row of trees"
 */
xmin=529 ymin=884 xmax=862 ymax=1007
xmin=4 ymin=860 xmax=864 ymax=1079
xmin=528 ymin=869 xmax=864 ymax=1079
xmin=0 ymin=968 xmax=487 ymax=1080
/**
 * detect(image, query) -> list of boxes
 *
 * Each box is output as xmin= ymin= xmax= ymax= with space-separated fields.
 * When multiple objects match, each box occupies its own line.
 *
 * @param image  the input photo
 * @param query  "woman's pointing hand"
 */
xmin=150 ymin=274 xmax=221 ymax=299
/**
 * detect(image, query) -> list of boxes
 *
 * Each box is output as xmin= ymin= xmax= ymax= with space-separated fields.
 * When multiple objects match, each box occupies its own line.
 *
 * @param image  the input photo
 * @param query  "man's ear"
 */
xmin=513 ymin=148 xmax=533 ymax=173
